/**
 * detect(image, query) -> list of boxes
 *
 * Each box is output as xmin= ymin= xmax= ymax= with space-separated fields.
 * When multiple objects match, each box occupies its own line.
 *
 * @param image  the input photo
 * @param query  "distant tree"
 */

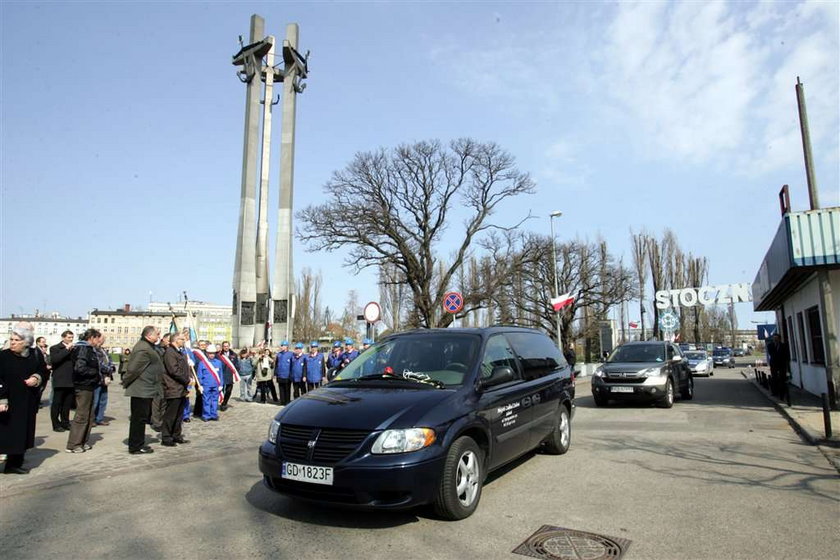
xmin=297 ymin=139 xmax=535 ymax=328
xmin=293 ymin=268 xmax=324 ymax=343
xmin=631 ymin=230 xmax=650 ymax=339
xmin=647 ymin=235 xmax=665 ymax=340
xmin=687 ymin=255 xmax=709 ymax=342
xmin=378 ymin=262 xmax=407 ymax=332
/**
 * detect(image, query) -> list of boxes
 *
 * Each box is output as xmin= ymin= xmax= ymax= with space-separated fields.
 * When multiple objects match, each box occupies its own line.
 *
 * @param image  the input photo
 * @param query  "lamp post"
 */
xmin=549 ymin=211 xmax=563 ymax=351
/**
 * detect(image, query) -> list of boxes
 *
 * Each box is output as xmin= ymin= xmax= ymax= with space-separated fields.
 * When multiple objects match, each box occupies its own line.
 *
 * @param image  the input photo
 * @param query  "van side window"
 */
xmin=480 ymin=335 xmax=521 ymax=381
xmin=666 ymin=345 xmax=675 ymax=360
xmin=507 ymin=332 xmax=566 ymax=380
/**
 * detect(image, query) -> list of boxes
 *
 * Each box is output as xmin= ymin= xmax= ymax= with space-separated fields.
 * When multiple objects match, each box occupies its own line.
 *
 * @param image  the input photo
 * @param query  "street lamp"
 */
xmin=549 ymin=211 xmax=563 ymax=351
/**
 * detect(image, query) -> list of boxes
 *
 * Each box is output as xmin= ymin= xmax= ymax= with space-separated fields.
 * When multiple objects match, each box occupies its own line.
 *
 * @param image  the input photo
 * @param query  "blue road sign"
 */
xmin=756 ymin=324 xmax=777 ymax=340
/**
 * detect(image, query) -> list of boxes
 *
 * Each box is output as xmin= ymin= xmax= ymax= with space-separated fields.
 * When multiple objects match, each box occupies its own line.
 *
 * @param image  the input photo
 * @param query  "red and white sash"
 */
xmin=193 ymin=349 xmax=222 ymax=386
xmin=218 ymin=352 xmax=241 ymax=383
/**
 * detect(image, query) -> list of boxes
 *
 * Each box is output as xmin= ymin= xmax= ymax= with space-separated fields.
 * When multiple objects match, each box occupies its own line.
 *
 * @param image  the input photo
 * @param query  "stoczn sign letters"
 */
xmin=655 ymin=283 xmax=752 ymax=310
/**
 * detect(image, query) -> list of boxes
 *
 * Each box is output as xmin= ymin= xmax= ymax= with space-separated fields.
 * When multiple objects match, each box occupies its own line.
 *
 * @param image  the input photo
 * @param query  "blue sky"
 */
xmin=2 ymin=1 xmax=838 ymax=330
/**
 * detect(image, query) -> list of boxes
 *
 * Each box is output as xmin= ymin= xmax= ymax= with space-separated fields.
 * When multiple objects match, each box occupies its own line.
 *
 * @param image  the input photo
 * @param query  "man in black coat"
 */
xmin=766 ymin=334 xmax=791 ymax=400
xmin=161 ymin=332 xmax=191 ymax=446
xmin=218 ymin=341 xmax=238 ymax=411
xmin=49 ymin=330 xmax=76 ymax=432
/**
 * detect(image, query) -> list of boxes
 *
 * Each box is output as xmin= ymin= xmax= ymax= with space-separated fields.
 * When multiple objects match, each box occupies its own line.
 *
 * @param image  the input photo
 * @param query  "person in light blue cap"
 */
xmin=303 ymin=341 xmax=326 ymax=391
xmin=361 ymin=338 xmax=372 ymax=352
xmin=274 ymin=340 xmax=293 ymax=405
xmin=290 ymin=342 xmax=306 ymax=399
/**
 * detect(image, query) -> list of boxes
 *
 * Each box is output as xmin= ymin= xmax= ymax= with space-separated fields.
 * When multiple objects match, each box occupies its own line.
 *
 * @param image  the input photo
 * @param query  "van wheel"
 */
xmin=543 ymin=406 xmax=571 ymax=455
xmin=657 ymin=379 xmax=674 ymax=408
xmin=434 ymin=436 xmax=483 ymax=520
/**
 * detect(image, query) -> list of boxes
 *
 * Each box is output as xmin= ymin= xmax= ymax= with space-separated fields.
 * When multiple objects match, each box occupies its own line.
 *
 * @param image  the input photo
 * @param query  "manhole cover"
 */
xmin=512 ymin=525 xmax=631 ymax=560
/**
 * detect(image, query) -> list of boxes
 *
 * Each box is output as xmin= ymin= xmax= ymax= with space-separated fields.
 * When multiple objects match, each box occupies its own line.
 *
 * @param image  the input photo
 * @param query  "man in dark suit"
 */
xmin=49 ymin=330 xmax=76 ymax=432
xmin=766 ymin=333 xmax=790 ymax=400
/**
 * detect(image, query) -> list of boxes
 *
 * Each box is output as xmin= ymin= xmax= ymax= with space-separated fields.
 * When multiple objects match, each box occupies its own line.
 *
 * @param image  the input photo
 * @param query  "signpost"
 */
xmin=363 ymin=301 xmax=380 ymax=342
xmin=443 ymin=292 xmax=464 ymax=314
xmin=756 ymin=324 xmax=777 ymax=340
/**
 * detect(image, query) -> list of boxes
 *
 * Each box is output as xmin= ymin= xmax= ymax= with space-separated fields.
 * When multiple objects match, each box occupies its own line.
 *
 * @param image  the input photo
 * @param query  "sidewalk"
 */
xmin=0 ymin=382 xmax=280 ymax=497
xmin=741 ymin=367 xmax=840 ymax=472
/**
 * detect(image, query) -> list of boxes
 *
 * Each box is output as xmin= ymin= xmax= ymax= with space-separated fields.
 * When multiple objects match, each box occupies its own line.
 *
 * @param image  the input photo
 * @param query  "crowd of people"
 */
xmin=0 ymin=320 xmax=368 ymax=474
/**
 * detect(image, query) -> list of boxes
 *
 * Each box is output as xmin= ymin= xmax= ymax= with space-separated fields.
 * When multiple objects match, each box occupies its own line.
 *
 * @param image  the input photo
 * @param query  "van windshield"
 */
xmin=332 ymin=333 xmax=480 ymax=388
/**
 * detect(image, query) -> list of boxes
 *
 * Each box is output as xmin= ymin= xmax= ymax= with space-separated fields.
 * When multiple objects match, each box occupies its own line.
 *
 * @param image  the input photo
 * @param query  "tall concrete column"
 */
xmin=231 ymin=15 xmax=266 ymax=348
xmin=271 ymin=23 xmax=308 ymax=344
xmin=255 ymin=36 xmax=277 ymax=346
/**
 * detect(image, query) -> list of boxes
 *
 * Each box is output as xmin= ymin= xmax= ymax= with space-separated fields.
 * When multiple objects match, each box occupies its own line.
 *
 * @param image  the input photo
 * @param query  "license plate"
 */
xmin=281 ymin=462 xmax=334 ymax=485
xmin=611 ymin=386 xmax=634 ymax=393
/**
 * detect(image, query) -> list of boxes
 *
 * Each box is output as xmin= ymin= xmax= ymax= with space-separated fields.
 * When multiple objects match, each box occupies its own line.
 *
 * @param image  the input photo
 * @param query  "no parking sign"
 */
xmin=443 ymin=292 xmax=464 ymax=314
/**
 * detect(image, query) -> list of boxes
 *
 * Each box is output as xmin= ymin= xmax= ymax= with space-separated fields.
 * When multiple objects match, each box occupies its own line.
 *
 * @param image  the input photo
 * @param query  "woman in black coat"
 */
xmin=0 ymin=323 xmax=47 ymax=474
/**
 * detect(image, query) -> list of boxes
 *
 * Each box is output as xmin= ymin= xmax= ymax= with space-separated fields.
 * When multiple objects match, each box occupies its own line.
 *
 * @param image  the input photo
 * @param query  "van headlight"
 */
xmin=268 ymin=420 xmax=281 ymax=444
xmin=594 ymin=366 xmax=605 ymax=377
xmin=371 ymin=428 xmax=436 ymax=454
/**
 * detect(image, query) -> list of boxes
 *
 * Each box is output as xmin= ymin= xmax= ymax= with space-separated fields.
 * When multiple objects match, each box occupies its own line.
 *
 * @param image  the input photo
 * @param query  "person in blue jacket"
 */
xmin=274 ymin=341 xmax=293 ymax=405
xmin=196 ymin=344 xmax=222 ymax=421
xmin=290 ymin=342 xmax=306 ymax=400
xmin=327 ymin=341 xmax=343 ymax=370
xmin=341 ymin=338 xmax=360 ymax=369
xmin=303 ymin=342 xmax=326 ymax=391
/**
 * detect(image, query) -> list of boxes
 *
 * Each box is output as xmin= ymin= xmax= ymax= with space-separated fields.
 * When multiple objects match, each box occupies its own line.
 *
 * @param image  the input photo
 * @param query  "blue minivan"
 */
xmin=258 ymin=327 xmax=575 ymax=520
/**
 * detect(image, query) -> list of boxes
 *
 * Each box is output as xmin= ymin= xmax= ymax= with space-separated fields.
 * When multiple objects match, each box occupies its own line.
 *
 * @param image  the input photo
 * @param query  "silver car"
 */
xmin=685 ymin=350 xmax=713 ymax=377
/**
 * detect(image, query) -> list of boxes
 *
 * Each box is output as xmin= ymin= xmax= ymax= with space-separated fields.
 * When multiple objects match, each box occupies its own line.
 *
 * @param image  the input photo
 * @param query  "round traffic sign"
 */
xmin=659 ymin=310 xmax=679 ymax=331
xmin=443 ymin=292 xmax=464 ymax=314
xmin=363 ymin=301 xmax=381 ymax=323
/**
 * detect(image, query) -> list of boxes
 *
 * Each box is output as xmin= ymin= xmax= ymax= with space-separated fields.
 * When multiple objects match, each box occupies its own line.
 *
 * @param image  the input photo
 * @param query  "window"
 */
xmin=786 ymin=316 xmax=797 ymax=361
xmin=480 ymin=335 xmax=521 ymax=381
xmin=507 ymin=332 xmax=566 ymax=380
xmin=796 ymin=312 xmax=809 ymax=363
xmin=806 ymin=306 xmax=825 ymax=365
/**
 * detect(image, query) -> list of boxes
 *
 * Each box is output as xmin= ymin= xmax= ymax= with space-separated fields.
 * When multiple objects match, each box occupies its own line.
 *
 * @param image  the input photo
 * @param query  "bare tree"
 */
xmin=378 ymin=262 xmax=406 ymax=332
xmin=687 ymin=254 xmax=708 ymax=342
xmin=647 ymin=235 xmax=664 ymax=340
xmin=297 ymin=139 xmax=535 ymax=328
xmin=293 ymin=268 xmax=324 ymax=343
xmin=631 ymin=230 xmax=649 ymax=340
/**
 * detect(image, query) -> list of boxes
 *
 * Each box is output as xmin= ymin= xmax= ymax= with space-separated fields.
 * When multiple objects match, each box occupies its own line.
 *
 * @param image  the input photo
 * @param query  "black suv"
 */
xmin=258 ymin=327 xmax=574 ymax=520
xmin=590 ymin=341 xmax=694 ymax=408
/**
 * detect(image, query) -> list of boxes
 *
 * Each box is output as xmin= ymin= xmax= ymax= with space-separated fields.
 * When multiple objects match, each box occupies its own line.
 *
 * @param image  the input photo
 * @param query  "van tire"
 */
xmin=543 ymin=406 xmax=571 ymax=455
xmin=434 ymin=436 xmax=483 ymax=520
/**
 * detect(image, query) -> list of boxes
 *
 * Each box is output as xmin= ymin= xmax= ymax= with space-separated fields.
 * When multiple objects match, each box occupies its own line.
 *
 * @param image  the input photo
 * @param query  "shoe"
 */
xmin=173 ymin=438 xmax=190 ymax=444
xmin=219 ymin=405 xmax=228 ymax=411
xmin=129 ymin=446 xmax=154 ymax=454
xmin=3 ymin=466 xmax=30 ymax=475
xmin=152 ymin=425 xmax=162 ymax=432
xmin=53 ymin=427 xmax=66 ymax=432
xmin=62 ymin=424 xmax=72 ymax=430
xmin=95 ymin=421 xmax=110 ymax=426
xmin=161 ymin=441 xmax=177 ymax=447
xmin=82 ymin=444 xmax=93 ymax=451
xmin=209 ymin=418 xmax=219 ymax=421
xmin=65 ymin=447 xmax=86 ymax=453
xmin=183 ymin=418 xmax=191 ymax=423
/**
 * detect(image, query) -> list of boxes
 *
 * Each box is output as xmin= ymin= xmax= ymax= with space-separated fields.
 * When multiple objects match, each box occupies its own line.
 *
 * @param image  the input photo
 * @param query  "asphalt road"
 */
xmin=1 ymin=368 xmax=838 ymax=559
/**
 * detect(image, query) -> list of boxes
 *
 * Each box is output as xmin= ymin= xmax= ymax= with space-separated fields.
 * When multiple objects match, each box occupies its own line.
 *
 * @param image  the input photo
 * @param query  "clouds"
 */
xmin=432 ymin=1 xmax=838 ymax=185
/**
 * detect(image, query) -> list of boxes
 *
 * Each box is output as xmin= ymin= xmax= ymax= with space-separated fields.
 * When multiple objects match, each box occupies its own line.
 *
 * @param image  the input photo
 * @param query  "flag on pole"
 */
xmin=169 ymin=316 xmax=179 ymax=336
xmin=550 ymin=293 xmax=575 ymax=311
xmin=629 ymin=321 xmax=639 ymax=328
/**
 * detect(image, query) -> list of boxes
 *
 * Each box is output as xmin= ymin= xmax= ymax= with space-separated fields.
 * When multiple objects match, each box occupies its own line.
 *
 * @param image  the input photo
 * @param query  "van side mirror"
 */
xmin=482 ymin=366 xmax=515 ymax=388
xmin=672 ymin=355 xmax=683 ymax=362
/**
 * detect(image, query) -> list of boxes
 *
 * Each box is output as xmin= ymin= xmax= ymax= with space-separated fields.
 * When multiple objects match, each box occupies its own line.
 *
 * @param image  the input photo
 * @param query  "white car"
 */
xmin=685 ymin=350 xmax=713 ymax=377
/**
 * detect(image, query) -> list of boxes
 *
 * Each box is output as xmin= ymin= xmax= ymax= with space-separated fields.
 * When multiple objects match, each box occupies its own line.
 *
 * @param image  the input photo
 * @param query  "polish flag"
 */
xmin=629 ymin=321 xmax=639 ymax=328
xmin=550 ymin=293 xmax=574 ymax=311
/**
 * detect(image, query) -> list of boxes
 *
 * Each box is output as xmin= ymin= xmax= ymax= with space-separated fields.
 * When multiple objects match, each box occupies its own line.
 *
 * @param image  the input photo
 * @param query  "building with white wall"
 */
xmin=753 ymin=205 xmax=839 ymax=408
xmin=0 ymin=314 xmax=88 ymax=347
